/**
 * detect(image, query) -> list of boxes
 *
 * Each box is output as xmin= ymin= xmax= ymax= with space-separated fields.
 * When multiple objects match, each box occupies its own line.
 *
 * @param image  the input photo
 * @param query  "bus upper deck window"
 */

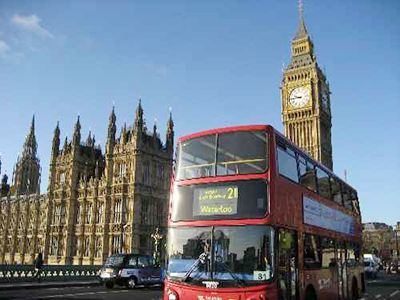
xmin=299 ymin=157 xmax=317 ymax=192
xmin=217 ymin=131 xmax=268 ymax=176
xmin=177 ymin=135 xmax=217 ymax=180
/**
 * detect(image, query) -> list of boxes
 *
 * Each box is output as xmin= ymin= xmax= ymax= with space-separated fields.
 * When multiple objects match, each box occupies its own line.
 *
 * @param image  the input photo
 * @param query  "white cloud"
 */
xmin=11 ymin=14 xmax=54 ymax=39
xmin=0 ymin=40 xmax=10 ymax=52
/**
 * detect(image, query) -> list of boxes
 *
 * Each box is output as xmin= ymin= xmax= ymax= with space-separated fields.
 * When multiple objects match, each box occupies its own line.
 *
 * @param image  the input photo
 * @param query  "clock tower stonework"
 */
xmin=281 ymin=2 xmax=333 ymax=170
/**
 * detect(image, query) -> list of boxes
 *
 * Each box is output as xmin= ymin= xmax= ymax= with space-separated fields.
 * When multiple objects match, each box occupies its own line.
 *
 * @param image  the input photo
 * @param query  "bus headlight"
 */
xmin=167 ymin=289 xmax=178 ymax=300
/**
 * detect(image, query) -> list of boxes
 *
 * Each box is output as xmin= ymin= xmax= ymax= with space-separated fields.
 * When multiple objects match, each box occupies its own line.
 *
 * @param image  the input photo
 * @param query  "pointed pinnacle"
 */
xmin=54 ymin=121 xmax=60 ymax=136
xmin=31 ymin=114 xmax=35 ymax=132
xmin=294 ymin=0 xmax=308 ymax=40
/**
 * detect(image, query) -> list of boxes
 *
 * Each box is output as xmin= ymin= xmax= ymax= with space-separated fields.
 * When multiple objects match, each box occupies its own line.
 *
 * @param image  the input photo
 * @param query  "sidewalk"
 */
xmin=0 ymin=279 xmax=100 ymax=291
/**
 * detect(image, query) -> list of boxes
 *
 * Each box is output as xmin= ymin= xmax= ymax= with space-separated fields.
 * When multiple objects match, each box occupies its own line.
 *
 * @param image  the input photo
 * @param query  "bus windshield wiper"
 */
xmin=215 ymin=259 xmax=247 ymax=287
xmin=181 ymin=252 xmax=208 ymax=282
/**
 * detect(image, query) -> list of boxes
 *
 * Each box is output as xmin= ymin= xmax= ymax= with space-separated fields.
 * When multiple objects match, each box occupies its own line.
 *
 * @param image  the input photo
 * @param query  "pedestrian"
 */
xmin=33 ymin=253 xmax=44 ymax=283
xmin=385 ymin=262 xmax=390 ymax=275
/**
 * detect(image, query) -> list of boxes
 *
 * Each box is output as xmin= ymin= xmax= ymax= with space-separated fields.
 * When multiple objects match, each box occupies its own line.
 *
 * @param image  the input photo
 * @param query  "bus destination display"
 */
xmin=193 ymin=186 xmax=239 ymax=216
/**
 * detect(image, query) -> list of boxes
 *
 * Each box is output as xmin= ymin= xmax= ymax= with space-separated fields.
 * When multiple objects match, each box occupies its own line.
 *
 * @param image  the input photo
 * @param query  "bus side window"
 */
xmin=298 ymin=156 xmax=317 ymax=192
xmin=346 ymin=242 xmax=360 ymax=267
xmin=331 ymin=178 xmax=343 ymax=206
xmin=342 ymin=185 xmax=352 ymax=210
xmin=321 ymin=237 xmax=336 ymax=268
xmin=337 ymin=241 xmax=346 ymax=265
xmin=316 ymin=167 xmax=332 ymax=200
xmin=346 ymin=243 xmax=355 ymax=266
xmin=277 ymin=145 xmax=298 ymax=183
xmin=304 ymin=234 xmax=322 ymax=269
xmin=350 ymin=190 xmax=360 ymax=215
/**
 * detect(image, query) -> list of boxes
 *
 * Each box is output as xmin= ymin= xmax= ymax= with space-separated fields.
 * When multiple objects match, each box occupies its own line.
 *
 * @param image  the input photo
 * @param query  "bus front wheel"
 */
xmin=305 ymin=285 xmax=317 ymax=300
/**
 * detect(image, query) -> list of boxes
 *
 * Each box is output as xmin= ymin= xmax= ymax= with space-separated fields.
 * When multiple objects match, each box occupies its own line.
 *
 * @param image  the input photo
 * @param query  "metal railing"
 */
xmin=0 ymin=265 xmax=101 ymax=282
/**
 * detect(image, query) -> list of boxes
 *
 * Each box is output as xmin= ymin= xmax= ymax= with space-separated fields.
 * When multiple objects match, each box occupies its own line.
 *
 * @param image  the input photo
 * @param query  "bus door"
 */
xmin=278 ymin=229 xmax=299 ymax=300
xmin=337 ymin=242 xmax=347 ymax=299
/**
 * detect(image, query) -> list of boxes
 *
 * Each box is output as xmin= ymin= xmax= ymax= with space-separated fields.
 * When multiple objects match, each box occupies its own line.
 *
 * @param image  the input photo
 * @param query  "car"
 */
xmin=364 ymin=259 xmax=379 ymax=278
xmin=99 ymin=253 xmax=162 ymax=289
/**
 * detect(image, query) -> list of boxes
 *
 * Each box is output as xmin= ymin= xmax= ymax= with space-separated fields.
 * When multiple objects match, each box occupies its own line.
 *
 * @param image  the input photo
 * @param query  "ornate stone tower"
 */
xmin=281 ymin=1 xmax=333 ymax=169
xmin=13 ymin=116 xmax=41 ymax=195
xmin=47 ymin=116 xmax=104 ymax=265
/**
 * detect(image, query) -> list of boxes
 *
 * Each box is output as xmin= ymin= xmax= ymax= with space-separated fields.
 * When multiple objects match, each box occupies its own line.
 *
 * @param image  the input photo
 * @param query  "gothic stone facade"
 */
xmin=0 ymin=101 xmax=174 ymax=265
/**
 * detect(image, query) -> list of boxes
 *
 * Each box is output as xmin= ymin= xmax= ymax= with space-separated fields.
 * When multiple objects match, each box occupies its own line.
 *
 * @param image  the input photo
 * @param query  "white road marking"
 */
xmin=376 ymin=295 xmax=382 ymax=299
xmin=390 ymin=290 xmax=400 ymax=297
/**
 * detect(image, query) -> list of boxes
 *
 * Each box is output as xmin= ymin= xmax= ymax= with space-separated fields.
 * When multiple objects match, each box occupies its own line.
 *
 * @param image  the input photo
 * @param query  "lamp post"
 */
xmin=151 ymin=227 xmax=163 ymax=266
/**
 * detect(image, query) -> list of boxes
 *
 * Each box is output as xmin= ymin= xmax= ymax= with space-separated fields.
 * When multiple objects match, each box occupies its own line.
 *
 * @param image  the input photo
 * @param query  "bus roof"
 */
xmin=178 ymin=124 xmax=272 ymax=142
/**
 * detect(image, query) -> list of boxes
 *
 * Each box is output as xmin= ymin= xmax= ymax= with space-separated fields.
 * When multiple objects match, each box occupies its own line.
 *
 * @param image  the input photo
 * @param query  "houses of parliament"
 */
xmin=0 ymin=3 xmax=333 ymax=265
xmin=0 ymin=102 xmax=174 ymax=265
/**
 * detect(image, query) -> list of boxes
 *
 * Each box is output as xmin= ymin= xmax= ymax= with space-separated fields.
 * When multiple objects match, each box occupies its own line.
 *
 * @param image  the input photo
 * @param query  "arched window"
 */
xmin=50 ymin=236 xmax=58 ymax=256
xmin=119 ymin=163 xmax=126 ymax=178
xmin=143 ymin=163 xmax=151 ymax=185
xmin=114 ymin=199 xmax=123 ymax=223
xmin=84 ymin=236 xmax=90 ymax=257
xmin=96 ymin=202 xmax=104 ymax=223
xmin=85 ymin=202 xmax=92 ymax=224
xmin=76 ymin=203 xmax=81 ymax=224
xmin=141 ymin=198 xmax=148 ymax=225
xmin=112 ymin=235 xmax=122 ymax=254
xmin=95 ymin=236 xmax=103 ymax=258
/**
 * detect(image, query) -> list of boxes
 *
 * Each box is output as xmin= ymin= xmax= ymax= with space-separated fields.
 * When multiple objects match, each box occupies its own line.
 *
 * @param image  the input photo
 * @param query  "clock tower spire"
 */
xmin=281 ymin=0 xmax=333 ymax=170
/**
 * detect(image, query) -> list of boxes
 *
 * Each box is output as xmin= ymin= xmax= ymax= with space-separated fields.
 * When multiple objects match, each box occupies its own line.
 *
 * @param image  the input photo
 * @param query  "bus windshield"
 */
xmin=166 ymin=226 xmax=275 ymax=287
xmin=177 ymin=131 xmax=268 ymax=180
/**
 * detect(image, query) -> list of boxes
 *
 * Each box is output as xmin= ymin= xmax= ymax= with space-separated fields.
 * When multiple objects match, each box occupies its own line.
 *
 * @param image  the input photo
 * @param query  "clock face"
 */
xmin=289 ymin=86 xmax=310 ymax=108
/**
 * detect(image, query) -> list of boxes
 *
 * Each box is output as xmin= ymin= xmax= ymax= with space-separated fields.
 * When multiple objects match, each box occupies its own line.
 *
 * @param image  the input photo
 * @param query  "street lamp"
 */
xmin=151 ymin=227 xmax=163 ymax=266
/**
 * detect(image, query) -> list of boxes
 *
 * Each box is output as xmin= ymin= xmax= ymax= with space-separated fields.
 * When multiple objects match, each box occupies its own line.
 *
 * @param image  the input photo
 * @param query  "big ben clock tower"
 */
xmin=281 ymin=1 xmax=333 ymax=169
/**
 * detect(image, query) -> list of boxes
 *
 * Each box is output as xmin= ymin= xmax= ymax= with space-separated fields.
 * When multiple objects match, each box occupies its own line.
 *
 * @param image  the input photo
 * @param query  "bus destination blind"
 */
xmin=193 ymin=186 xmax=238 ymax=216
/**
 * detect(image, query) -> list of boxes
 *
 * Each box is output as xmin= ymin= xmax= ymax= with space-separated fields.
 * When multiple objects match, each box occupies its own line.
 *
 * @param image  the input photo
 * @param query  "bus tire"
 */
xmin=351 ymin=278 xmax=358 ymax=300
xmin=127 ymin=276 xmax=137 ymax=289
xmin=305 ymin=285 xmax=317 ymax=300
xmin=105 ymin=281 xmax=114 ymax=289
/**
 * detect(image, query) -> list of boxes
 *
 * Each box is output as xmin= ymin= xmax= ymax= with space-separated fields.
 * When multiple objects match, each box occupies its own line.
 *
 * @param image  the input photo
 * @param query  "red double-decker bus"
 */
xmin=164 ymin=125 xmax=364 ymax=300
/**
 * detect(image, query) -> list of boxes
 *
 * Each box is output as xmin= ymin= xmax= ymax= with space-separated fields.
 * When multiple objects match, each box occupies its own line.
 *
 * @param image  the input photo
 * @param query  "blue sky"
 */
xmin=0 ymin=0 xmax=399 ymax=226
